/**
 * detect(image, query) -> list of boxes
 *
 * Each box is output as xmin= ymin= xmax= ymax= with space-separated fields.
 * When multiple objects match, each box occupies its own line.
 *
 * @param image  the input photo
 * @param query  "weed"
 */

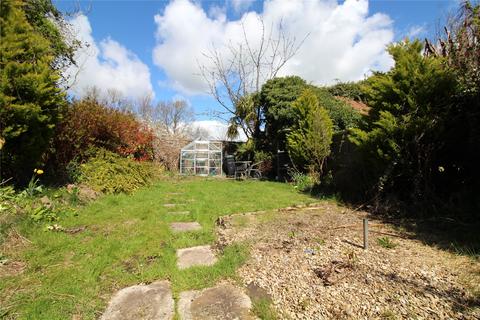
xmin=377 ymin=237 xmax=397 ymax=249
xmin=288 ymin=230 xmax=296 ymax=238
xmin=299 ymin=298 xmax=310 ymax=311
xmin=381 ymin=309 xmax=397 ymax=319
xmin=345 ymin=249 xmax=358 ymax=268
xmin=290 ymin=171 xmax=317 ymax=192
xmin=450 ymin=242 xmax=479 ymax=260
xmin=252 ymin=298 xmax=278 ymax=320
xmin=70 ymin=186 xmax=80 ymax=206
xmin=29 ymin=205 xmax=58 ymax=222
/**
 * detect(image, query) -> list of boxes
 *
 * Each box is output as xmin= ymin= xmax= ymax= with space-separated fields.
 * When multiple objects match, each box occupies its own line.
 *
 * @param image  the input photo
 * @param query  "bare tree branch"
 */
xmin=198 ymin=16 xmax=307 ymax=140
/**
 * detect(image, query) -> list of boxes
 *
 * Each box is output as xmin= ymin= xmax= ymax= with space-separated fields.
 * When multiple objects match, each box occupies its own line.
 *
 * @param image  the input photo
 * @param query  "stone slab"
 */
xmin=246 ymin=282 xmax=272 ymax=303
xmin=170 ymin=222 xmax=201 ymax=232
xmin=169 ymin=211 xmax=190 ymax=215
xmin=163 ymin=204 xmax=177 ymax=208
xmin=178 ymin=284 xmax=253 ymax=320
xmin=101 ymin=280 xmax=174 ymax=320
xmin=176 ymin=245 xmax=217 ymax=269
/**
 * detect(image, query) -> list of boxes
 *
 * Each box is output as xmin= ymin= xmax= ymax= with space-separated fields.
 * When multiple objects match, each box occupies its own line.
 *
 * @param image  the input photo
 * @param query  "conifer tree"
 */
xmin=287 ymin=89 xmax=333 ymax=173
xmin=0 ymin=0 xmax=66 ymax=184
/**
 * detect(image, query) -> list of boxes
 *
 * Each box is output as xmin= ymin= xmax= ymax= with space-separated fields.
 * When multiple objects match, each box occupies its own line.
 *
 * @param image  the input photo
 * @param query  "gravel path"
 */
xmin=216 ymin=203 xmax=480 ymax=319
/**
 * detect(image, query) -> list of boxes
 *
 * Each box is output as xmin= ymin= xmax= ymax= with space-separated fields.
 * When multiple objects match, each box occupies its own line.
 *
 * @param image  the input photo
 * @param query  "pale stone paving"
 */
xmin=100 ymin=281 xmax=174 ymax=320
xmin=176 ymin=245 xmax=217 ymax=269
xmin=101 ymin=195 xmax=254 ymax=319
xmin=177 ymin=284 xmax=254 ymax=320
xmin=170 ymin=222 xmax=201 ymax=232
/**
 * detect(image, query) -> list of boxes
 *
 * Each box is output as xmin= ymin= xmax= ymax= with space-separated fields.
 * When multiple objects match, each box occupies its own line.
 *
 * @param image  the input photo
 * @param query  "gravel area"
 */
xmin=216 ymin=202 xmax=480 ymax=319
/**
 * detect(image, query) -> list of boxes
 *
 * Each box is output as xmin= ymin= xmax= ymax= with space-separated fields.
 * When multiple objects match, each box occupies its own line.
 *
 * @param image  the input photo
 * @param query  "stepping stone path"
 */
xmin=101 ymin=280 xmax=174 ymax=320
xmin=176 ymin=245 xmax=217 ymax=269
xmin=169 ymin=210 xmax=190 ymax=215
xmin=101 ymin=193 xmax=253 ymax=319
xmin=170 ymin=222 xmax=201 ymax=232
xmin=178 ymin=284 xmax=254 ymax=320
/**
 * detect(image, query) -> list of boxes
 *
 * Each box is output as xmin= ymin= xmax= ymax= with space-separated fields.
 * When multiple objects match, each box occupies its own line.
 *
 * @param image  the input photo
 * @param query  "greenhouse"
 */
xmin=180 ymin=139 xmax=223 ymax=176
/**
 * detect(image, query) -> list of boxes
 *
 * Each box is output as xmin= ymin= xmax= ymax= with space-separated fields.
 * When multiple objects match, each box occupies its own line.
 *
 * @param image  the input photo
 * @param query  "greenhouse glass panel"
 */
xmin=179 ymin=140 xmax=223 ymax=176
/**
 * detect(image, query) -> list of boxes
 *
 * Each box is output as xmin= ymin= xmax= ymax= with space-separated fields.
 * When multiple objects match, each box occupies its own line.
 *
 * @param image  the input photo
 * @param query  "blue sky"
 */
xmin=55 ymin=0 xmax=457 ymax=134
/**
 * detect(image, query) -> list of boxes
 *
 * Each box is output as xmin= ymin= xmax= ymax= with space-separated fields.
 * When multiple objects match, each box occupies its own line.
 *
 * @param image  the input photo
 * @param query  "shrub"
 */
xmin=77 ymin=148 xmax=161 ymax=194
xmin=311 ymin=87 xmax=363 ymax=132
xmin=290 ymin=170 xmax=318 ymax=193
xmin=49 ymin=98 xmax=155 ymax=180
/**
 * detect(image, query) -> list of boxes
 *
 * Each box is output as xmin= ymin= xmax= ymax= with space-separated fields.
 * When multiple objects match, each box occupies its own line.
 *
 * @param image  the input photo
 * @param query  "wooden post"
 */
xmin=363 ymin=218 xmax=368 ymax=250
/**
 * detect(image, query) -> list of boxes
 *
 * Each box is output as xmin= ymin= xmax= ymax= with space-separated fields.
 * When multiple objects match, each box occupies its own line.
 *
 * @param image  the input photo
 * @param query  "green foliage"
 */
xmin=0 ymin=0 xmax=66 ymax=184
xmin=22 ymin=0 xmax=80 ymax=77
xmin=326 ymin=81 xmax=367 ymax=102
xmin=259 ymin=77 xmax=361 ymax=157
xmin=260 ymin=76 xmax=308 ymax=150
xmin=0 ymin=185 xmax=16 ymax=215
xmin=25 ymin=169 xmax=45 ymax=196
xmin=29 ymin=205 xmax=57 ymax=222
xmin=228 ymin=93 xmax=261 ymax=140
xmin=253 ymin=150 xmax=273 ymax=175
xmin=77 ymin=149 xmax=158 ymax=194
xmin=290 ymin=171 xmax=318 ymax=192
xmin=348 ymin=40 xmax=459 ymax=205
xmin=311 ymin=87 xmax=363 ymax=132
xmin=286 ymin=90 xmax=333 ymax=173
xmin=377 ymin=237 xmax=397 ymax=249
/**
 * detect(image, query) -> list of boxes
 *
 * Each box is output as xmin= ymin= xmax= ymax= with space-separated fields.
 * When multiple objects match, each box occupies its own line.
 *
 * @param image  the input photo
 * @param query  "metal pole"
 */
xmin=363 ymin=218 xmax=368 ymax=250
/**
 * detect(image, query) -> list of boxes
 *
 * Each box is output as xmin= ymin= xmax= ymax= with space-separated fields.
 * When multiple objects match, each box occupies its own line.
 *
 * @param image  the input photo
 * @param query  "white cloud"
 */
xmin=66 ymin=14 xmax=154 ymax=100
xmin=191 ymin=120 xmax=247 ymax=141
xmin=230 ymin=0 xmax=255 ymax=13
xmin=407 ymin=24 xmax=426 ymax=38
xmin=152 ymin=0 xmax=394 ymax=95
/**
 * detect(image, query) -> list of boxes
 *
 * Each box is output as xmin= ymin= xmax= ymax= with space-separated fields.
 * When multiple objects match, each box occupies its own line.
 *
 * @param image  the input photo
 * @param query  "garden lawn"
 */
xmin=0 ymin=177 xmax=316 ymax=319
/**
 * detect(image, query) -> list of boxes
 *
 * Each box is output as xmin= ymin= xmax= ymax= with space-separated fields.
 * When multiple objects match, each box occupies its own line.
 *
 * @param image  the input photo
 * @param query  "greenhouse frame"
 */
xmin=179 ymin=139 xmax=223 ymax=176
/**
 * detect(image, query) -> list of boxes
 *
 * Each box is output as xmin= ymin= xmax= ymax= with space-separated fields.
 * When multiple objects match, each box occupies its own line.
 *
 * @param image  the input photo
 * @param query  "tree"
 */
xmin=22 ymin=0 xmax=80 ymax=85
xmin=199 ymin=18 xmax=306 ymax=140
xmin=286 ymin=90 xmax=333 ymax=173
xmin=326 ymin=81 xmax=367 ymax=102
xmin=349 ymin=39 xmax=458 ymax=207
xmin=260 ymin=76 xmax=308 ymax=151
xmin=0 ymin=0 xmax=67 ymax=184
xmin=133 ymin=96 xmax=196 ymax=171
xmin=259 ymin=76 xmax=361 ymax=153
xmin=155 ymin=100 xmax=194 ymax=136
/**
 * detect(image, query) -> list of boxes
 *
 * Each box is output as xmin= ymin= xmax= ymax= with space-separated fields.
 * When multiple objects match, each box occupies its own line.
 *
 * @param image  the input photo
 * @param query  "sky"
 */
xmin=54 ymin=0 xmax=458 ymax=140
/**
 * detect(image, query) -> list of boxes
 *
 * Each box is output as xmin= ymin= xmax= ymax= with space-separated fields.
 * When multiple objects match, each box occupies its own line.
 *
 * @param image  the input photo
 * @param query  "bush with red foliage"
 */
xmin=49 ymin=97 xmax=155 ymax=172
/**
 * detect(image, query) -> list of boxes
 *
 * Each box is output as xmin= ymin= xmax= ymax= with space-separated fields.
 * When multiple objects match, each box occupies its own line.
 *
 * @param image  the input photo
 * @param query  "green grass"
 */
xmin=0 ymin=177 xmax=316 ymax=319
xmin=252 ymin=298 xmax=278 ymax=320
